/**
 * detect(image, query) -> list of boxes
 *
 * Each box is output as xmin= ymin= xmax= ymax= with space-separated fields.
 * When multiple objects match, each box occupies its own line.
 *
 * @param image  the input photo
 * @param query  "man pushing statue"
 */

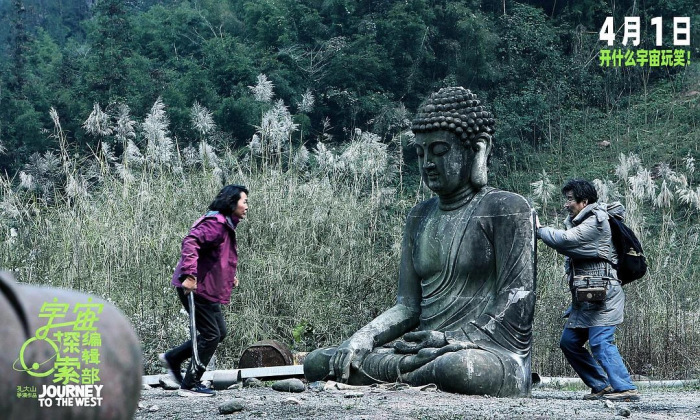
xmin=304 ymin=87 xmax=537 ymax=397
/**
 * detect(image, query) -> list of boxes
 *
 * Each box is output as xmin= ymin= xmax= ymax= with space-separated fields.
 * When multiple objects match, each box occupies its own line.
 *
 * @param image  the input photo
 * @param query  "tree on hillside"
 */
xmin=0 ymin=1 xmax=46 ymax=173
xmin=85 ymin=0 xmax=134 ymax=104
xmin=8 ymin=0 xmax=29 ymax=93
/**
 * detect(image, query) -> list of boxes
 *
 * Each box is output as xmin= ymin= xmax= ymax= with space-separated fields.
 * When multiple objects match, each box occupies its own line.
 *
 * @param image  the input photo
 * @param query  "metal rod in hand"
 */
xmin=188 ymin=291 xmax=206 ymax=373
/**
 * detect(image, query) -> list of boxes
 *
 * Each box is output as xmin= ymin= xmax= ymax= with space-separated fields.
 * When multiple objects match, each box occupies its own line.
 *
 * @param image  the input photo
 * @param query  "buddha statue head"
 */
xmin=411 ymin=87 xmax=495 ymax=194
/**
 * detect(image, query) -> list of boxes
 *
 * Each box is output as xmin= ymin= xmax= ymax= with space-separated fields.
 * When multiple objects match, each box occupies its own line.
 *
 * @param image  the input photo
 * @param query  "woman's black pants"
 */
xmin=168 ymin=287 xmax=227 ymax=387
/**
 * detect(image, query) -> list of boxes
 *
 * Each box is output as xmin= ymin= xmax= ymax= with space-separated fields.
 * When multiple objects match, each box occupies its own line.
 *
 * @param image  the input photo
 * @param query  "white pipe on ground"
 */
xmin=534 ymin=376 xmax=700 ymax=388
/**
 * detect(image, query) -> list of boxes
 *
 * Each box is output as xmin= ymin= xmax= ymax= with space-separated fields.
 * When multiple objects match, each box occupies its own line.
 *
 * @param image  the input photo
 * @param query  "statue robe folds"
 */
xmin=420 ymin=188 xmax=535 ymax=395
xmin=351 ymin=188 xmax=536 ymax=396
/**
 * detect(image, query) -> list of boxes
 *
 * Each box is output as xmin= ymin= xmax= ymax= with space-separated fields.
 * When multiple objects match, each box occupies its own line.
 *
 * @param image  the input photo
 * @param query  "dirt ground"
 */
xmin=134 ymin=381 xmax=700 ymax=419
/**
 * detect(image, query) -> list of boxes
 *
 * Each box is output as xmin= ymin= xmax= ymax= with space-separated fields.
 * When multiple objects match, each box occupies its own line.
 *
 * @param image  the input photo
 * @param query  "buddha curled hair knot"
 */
xmin=411 ymin=87 xmax=496 ymax=144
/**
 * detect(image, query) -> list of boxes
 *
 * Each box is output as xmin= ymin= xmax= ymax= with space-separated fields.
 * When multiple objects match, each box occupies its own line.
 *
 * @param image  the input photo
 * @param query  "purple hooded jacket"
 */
xmin=171 ymin=211 xmax=239 ymax=304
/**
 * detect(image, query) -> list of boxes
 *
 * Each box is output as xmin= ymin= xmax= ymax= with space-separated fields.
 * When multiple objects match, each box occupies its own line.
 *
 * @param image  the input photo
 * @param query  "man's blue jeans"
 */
xmin=560 ymin=326 xmax=636 ymax=392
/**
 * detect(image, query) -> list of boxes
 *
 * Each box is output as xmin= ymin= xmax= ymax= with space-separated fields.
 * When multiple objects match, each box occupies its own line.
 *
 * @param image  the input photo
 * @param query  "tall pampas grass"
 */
xmin=531 ymin=170 xmax=556 ymax=212
xmin=251 ymin=99 xmax=299 ymax=168
xmin=143 ymin=97 xmax=174 ymax=167
xmin=83 ymin=103 xmax=113 ymax=137
xmin=298 ymin=89 xmax=315 ymax=114
xmin=191 ymin=102 xmax=215 ymax=138
xmin=249 ymin=73 xmax=274 ymax=103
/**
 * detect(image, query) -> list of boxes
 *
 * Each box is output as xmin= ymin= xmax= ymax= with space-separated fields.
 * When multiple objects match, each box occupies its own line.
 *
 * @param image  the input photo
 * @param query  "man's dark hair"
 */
xmin=562 ymin=179 xmax=598 ymax=204
xmin=209 ymin=184 xmax=249 ymax=215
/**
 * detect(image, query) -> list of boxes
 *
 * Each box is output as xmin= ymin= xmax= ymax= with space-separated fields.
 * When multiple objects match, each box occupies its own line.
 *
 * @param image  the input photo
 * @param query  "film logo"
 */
xmin=13 ymin=298 xmax=104 ymax=408
xmin=599 ymin=16 xmax=691 ymax=67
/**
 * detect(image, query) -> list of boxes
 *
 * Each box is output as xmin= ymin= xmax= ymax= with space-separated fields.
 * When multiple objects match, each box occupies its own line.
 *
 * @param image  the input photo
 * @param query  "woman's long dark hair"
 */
xmin=208 ymin=184 xmax=249 ymax=216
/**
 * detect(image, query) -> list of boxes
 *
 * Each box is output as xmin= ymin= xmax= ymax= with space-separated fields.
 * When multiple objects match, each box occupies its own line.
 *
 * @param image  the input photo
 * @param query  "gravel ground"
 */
xmin=134 ymin=382 xmax=700 ymax=419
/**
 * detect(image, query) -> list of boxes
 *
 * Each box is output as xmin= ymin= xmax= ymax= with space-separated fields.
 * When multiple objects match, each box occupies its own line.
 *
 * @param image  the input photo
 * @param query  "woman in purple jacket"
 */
xmin=160 ymin=184 xmax=249 ymax=397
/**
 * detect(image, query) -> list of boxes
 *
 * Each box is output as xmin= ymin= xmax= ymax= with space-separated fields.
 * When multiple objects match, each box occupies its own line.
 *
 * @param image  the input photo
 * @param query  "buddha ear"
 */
xmin=471 ymin=133 xmax=492 ymax=188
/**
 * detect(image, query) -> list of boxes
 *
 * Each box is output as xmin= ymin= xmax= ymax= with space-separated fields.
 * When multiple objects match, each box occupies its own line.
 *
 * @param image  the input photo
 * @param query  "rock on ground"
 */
xmin=243 ymin=378 xmax=264 ymax=388
xmin=133 ymin=386 xmax=700 ymax=419
xmin=218 ymin=399 xmax=245 ymax=414
xmin=158 ymin=377 xmax=180 ymax=391
xmin=271 ymin=378 xmax=306 ymax=393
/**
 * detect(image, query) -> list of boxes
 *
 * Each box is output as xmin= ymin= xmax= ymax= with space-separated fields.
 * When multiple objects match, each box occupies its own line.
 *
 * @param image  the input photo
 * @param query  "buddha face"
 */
xmin=414 ymin=130 xmax=472 ymax=196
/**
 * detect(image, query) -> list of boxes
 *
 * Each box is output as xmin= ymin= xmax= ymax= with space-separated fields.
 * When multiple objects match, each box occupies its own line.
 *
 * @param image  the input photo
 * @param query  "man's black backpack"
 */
xmin=607 ymin=215 xmax=647 ymax=284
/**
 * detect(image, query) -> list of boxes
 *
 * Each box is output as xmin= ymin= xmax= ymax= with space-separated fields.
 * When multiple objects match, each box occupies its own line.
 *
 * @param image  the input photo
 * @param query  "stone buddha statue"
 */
xmin=304 ymin=87 xmax=536 ymax=397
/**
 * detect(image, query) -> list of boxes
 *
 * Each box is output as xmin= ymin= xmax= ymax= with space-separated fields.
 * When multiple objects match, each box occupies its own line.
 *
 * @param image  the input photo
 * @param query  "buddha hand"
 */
xmin=394 ymin=330 xmax=449 ymax=354
xmin=329 ymin=336 xmax=373 ymax=383
xmin=398 ymin=342 xmax=471 ymax=373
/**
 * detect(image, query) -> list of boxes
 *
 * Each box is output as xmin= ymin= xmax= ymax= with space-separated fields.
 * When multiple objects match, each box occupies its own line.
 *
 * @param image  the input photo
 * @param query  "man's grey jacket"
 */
xmin=538 ymin=202 xmax=626 ymax=328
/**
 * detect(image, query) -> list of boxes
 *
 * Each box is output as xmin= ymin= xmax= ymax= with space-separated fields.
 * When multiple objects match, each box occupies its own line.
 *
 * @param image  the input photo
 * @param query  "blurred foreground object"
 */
xmin=0 ymin=271 xmax=142 ymax=419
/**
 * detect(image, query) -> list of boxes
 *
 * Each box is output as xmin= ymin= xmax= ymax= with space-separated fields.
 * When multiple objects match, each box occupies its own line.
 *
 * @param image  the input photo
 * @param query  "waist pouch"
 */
xmin=573 ymin=276 xmax=611 ymax=302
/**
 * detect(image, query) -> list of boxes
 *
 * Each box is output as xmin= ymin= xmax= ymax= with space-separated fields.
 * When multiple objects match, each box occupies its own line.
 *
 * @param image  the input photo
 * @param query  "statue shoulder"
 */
xmin=408 ymin=197 xmax=438 ymax=217
xmin=478 ymin=188 xmax=532 ymax=216
xmin=405 ymin=197 xmax=438 ymax=226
